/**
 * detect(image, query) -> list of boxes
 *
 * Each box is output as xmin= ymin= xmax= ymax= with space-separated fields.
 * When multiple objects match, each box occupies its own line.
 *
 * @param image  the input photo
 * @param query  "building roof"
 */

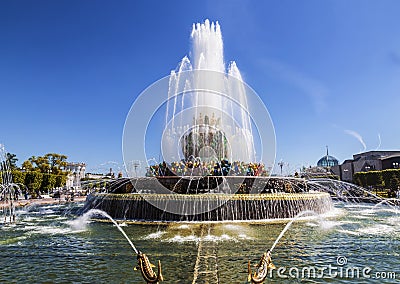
xmin=317 ymin=155 xmax=339 ymax=167
xmin=316 ymin=146 xmax=339 ymax=167
xmin=380 ymin=154 xmax=400 ymax=161
xmin=353 ymin=150 xmax=400 ymax=160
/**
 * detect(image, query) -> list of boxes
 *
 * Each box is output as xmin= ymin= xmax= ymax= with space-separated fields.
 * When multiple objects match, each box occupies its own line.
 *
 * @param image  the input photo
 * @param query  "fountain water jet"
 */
xmin=0 ymin=144 xmax=22 ymax=224
xmin=269 ymin=210 xmax=319 ymax=252
xmin=77 ymin=209 xmax=139 ymax=254
xmin=75 ymin=209 xmax=164 ymax=283
xmin=372 ymin=198 xmax=400 ymax=210
xmin=163 ymin=20 xmax=256 ymax=164
xmin=248 ymin=210 xmax=321 ymax=283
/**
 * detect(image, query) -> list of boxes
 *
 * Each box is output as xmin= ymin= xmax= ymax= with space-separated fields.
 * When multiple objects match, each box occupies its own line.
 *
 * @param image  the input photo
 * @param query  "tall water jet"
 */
xmin=162 ymin=20 xmax=256 ymax=164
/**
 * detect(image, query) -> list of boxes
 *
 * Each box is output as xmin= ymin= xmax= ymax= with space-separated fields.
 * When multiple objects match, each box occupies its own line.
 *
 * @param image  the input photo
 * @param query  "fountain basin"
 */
xmin=82 ymin=192 xmax=333 ymax=222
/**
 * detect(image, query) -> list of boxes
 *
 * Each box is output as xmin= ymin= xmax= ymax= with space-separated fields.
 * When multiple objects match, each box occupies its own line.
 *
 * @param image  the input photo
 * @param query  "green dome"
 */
xmin=317 ymin=155 xmax=339 ymax=167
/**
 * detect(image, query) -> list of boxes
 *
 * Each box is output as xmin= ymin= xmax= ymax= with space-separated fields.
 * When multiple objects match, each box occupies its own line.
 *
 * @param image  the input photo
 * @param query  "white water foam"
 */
xmin=164 ymin=233 xmax=244 ymax=243
xmin=357 ymin=224 xmax=396 ymax=235
xmin=144 ymin=231 xmax=166 ymax=239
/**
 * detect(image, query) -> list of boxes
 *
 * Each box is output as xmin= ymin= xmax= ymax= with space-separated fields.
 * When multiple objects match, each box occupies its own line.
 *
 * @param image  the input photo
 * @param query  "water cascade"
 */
xmin=0 ymin=144 xmax=22 ymax=224
xmin=163 ymin=19 xmax=255 ymax=163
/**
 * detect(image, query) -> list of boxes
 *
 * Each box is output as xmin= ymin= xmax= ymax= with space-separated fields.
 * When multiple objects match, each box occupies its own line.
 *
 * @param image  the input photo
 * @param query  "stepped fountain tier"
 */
xmin=82 ymin=192 xmax=332 ymax=222
xmin=81 ymin=177 xmax=333 ymax=222
xmin=105 ymin=176 xmax=309 ymax=194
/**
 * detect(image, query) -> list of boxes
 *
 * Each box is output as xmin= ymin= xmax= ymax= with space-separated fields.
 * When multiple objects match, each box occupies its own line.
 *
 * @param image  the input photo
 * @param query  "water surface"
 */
xmin=1 ymin=202 xmax=399 ymax=283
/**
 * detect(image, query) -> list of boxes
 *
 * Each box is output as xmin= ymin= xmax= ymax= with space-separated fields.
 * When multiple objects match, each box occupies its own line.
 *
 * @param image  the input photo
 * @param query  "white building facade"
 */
xmin=65 ymin=162 xmax=86 ymax=190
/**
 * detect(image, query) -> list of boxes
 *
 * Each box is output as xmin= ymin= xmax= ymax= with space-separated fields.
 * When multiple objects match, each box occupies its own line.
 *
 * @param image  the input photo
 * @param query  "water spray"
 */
xmin=247 ymin=210 xmax=318 ymax=283
xmin=82 ymin=209 xmax=163 ymax=283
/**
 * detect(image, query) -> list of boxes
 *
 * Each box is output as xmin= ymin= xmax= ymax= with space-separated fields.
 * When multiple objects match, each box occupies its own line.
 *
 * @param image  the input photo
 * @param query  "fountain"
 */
xmin=1 ymin=20 xmax=399 ymax=284
xmin=0 ymin=144 xmax=22 ymax=224
xmin=82 ymin=20 xmax=333 ymax=222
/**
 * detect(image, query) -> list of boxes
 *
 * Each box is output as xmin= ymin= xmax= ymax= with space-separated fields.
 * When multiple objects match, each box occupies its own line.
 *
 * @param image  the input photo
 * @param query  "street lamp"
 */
xmin=278 ymin=160 xmax=284 ymax=176
xmin=132 ymin=161 xmax=140 ymax=177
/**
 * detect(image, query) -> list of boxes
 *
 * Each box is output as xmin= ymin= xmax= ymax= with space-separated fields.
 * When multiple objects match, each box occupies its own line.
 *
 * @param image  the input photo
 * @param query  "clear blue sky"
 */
xmin=1 ymin=0 xmax=400 ymax=174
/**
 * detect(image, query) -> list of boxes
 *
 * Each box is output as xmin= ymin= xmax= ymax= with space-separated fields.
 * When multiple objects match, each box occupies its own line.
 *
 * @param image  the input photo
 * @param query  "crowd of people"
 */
xmin=146 ymin=160 xmax=268 ymax=177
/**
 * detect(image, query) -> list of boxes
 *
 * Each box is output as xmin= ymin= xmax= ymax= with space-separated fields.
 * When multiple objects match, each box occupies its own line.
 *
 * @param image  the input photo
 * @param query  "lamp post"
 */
xmin=278 ymin=160 xmax=284 ymax=176
xmin=133 ymin=161 xmax=140 ymax=177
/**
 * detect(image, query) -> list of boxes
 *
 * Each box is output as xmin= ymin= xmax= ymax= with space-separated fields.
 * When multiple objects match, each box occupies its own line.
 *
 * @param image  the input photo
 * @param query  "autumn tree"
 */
xmin=24 ymin=153 xmax=68 ymax=174
xmin=45 ymin=153 xmax=68 ymax=174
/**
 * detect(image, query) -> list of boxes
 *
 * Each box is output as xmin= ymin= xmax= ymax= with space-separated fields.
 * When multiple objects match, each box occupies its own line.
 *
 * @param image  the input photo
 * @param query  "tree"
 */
xmin=41 ymin=174 xmax=57 ymax=193
xmin=25 ymin=153 xmax=68 ymax=174
xmin=55 ymin=174 xmax=67 ymax=188
xmin=6 ymin=153 xmax=18 ymax=169
xmin=22 ymin=160 xmax=34 ymax=171
xmin=29 ymin=156 xmax=50 ymax=173
xmin=44 ymin=153 xmax=68 ymax=174
xmin=12 ymin=170 xmax=26 ymax=185
xmin=25 ymin=171 xmax=43 ymax=197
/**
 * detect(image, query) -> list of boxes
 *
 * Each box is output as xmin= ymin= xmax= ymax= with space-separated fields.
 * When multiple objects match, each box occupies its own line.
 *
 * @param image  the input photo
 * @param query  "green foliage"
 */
xmin=45 ymin=153 xmax=68 ymax=175
xmin=25 ymin=171 xmax=43 ymax=193
xmin=381 ymin=169 xmax=400 ymax=188
xmin=12 ymin=170 xmax=26 ymax=185
xmin=9 ymin=169 xmax=67 ymax=194
xmin=354 ymin=169 xmax=400 ymax=188
xmin=354 ymin=172 xmax=364 ymax=187
xmin=6 ymin=153 xmax=18 ymax=169
xmin=55 ymin=174 xmax=67 ymax=188
xmin=29 ymin=156 xmax=50 ymax=173
xmin=3 ymin=151 xmax=70 ymax=196
xmin=311 ymin=175 xmax=339 ymax=180
xmin=21 ymin=160 xmax=34 ymax=171
xmin=389 ymin=176 xmax=400 ymax=191
xmin=41 ymin=174 xmax=57 ymax=193
xmin=24 ymin=153 xmax=68 ymax=174
xmin=366 ymin=171 xmax=383 ymax=186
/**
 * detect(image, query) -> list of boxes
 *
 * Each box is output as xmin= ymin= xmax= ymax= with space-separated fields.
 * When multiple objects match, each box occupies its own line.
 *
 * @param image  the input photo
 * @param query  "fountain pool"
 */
xmin=1 ymin=201 xmax=399 ymax=283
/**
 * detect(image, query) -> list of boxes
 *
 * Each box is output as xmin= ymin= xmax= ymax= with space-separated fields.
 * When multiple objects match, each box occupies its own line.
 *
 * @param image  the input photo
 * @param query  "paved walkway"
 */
xmin=0 ymin=195 xmax=87 ymax=208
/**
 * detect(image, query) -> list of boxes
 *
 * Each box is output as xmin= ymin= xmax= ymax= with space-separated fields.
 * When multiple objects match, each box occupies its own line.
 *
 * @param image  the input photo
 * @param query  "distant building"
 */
xmin=301 ymin=147 xmax=339 ymax=179
xmin=317 ymin=147 xmax=339 ymax=168
xmin=85 ymin=173 xmax=107 ymax=180
xmin=331 ymin=150 xmax=400 ymax=182
xmin=84 ymin=168 xmax=116 ymax=180
xmin=65 ymin=162 xmax=86 ymax=190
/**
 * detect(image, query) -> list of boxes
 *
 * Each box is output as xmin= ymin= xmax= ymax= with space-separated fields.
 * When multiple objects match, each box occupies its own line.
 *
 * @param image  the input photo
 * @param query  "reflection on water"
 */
xmin=0 ymin=202 xmax=399 ymax=283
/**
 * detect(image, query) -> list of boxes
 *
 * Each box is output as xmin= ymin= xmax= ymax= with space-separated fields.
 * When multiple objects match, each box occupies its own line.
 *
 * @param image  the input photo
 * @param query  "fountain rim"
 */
xmin=89 ymin=212 xmax=333 ymax=225
xmin=90 ymin=192 xmax=330 ymax=201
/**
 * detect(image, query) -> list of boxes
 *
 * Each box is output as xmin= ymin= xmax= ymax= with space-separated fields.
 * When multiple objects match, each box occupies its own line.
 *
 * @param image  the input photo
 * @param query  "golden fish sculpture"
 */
xmin=248 ymin=250 xmax=275 ymax=283
xmin=134 ymin=251 xmax=163 ymax=283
